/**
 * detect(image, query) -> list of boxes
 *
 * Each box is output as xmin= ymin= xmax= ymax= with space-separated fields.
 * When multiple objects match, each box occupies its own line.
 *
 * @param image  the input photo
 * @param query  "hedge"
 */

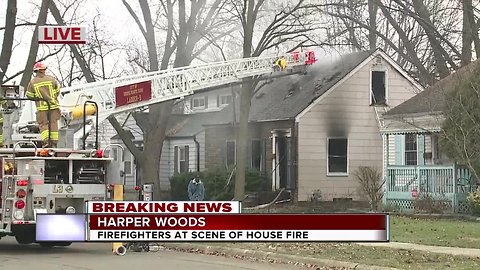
xmin=169 ymin=168 xmax=269 ymax=201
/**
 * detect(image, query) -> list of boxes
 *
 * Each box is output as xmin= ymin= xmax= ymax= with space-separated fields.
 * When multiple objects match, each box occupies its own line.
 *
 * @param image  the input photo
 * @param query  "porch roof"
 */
xmin=381 ymin=113 xmax=444 ymax=135
xmin=385 ymin=57 xmax=480 ymax=117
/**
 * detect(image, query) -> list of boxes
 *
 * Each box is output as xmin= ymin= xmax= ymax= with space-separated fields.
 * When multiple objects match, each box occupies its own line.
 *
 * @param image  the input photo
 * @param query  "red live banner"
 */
xmin=115 ymin=81 xmax=152 ymax=107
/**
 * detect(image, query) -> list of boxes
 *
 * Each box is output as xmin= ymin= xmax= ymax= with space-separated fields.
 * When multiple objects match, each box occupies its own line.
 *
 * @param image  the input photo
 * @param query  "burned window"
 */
xmin=226 ymin=141 xmax=236 ymax=168
xmin=405 ymin=134 xmax=417 ymax=165
xmin=328 ymin=138 xmax=348 ymax=174
xmin=371 ymin=71 xmax=386 ymax=105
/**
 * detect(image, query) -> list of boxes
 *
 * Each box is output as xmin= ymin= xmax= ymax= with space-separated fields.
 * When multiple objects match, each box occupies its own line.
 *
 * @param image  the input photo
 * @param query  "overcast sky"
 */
xmin=0 ymin=0 xmax=142 ymax=81
xmin=1 ymin=0 xmax=343 ymax=85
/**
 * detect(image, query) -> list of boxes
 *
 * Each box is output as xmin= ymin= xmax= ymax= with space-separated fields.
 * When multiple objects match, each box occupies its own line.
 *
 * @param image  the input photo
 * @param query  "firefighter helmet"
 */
xmin=33 ymin=62 xmax=47 ymax=71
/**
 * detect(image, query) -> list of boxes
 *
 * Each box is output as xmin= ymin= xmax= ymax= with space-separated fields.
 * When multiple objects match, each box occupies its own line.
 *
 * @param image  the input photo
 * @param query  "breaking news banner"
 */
xmin=35 ymin=201 xmax=389 ymax=243
xmin=86 ymin=214 xmax=389 ymax=242
xmin=86 ymin=201 xmax=241 ymax=214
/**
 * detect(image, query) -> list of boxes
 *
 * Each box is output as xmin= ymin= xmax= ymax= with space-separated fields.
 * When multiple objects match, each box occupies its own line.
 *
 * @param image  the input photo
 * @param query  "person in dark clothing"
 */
xmin=188 ymin=174 xmax=205 ymax=201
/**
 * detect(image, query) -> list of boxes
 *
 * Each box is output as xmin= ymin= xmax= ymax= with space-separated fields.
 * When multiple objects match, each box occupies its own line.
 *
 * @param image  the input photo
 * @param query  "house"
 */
xmin=380 ymin=59 xmax=480 ymax=213
xmin=92 ymin=48 xmax=422 ymax=202
xmin=202 ymin=49 xmax=424 ymax=202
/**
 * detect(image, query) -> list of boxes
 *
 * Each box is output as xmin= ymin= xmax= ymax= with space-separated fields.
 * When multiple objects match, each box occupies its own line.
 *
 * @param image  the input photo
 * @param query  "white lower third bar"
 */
xmin=88 ymin=230 xmax=388 ymax=242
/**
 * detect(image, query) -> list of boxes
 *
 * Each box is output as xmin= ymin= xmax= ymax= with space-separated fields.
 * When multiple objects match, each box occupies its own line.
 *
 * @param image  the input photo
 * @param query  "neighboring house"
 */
xmin=203 ymin=49 xmax=423 ymax=202
xmin=101 ymin=88 xmax=235 ymax=190
xmin=380 ymin=60 xmax=480 ymax=213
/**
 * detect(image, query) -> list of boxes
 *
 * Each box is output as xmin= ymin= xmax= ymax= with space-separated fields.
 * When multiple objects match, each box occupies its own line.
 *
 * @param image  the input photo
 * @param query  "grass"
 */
xmin=245 ymin=205 xmax=480 ymax=248
xmin=203 ymin=242 xmax=480 ymax=269
xmin=390 ymin=215 xmax=480 ymax=248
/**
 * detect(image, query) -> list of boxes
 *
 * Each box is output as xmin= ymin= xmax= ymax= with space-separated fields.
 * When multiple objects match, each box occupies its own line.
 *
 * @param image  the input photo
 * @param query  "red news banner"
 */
xmin=86 ymin=201 xmax=389 ymax=242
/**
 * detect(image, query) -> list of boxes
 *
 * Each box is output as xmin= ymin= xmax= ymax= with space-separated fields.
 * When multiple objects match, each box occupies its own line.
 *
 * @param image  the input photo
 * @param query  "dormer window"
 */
xmin=371 ymin=70 xmax=386 ymax=105
xmin=218 ymin=94 xmax=232 ymax=106
xmin=191 ymin=96 xmax=207 ymax=109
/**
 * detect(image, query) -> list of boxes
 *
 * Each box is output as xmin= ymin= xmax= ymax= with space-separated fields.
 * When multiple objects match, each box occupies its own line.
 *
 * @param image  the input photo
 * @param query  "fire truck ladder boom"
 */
xmin=61 ymin=52 xmax=314 ymax=124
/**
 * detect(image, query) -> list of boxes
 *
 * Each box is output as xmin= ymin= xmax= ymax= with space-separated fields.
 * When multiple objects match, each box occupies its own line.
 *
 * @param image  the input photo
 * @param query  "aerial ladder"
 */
xmin=8 ymin=51 xmax=316 ymax=149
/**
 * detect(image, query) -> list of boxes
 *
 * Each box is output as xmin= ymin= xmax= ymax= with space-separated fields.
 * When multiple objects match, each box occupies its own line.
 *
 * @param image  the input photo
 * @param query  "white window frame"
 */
xmin=177 ymin=146 xmax=188 ymax=173
xmin=404 ymin=134 xmax=418 ymax=166
xmin=219 ymin=94 xmax=232 ymax=106
xmin=192 ymin=97 xmax=206 ymax=109
xmin=369 ymin=67 xmax=388 ymax=106
xmin=326 ymin=137 xmax=349 ymax=176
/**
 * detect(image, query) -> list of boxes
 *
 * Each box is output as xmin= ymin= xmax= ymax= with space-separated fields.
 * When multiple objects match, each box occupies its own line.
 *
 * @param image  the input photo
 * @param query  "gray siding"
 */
xmin=197 ymin=131 xmax=206 ymax=171
xmin=297 ymin=56 xmax=419 ymax=201
xmin=159 ymin=141 xmax=170 ymax=190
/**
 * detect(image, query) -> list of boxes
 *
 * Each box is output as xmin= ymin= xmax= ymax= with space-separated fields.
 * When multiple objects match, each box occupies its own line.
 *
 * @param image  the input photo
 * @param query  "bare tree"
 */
xmin=231 ymin=0 xmax=319 ymax=200
xmin=0 ymin=0 xmax=17 ymax=83
xmin=109 ymin=0 xmax=235 ymax=200
xmin=19 ymin=0 xmax=50 ymax=87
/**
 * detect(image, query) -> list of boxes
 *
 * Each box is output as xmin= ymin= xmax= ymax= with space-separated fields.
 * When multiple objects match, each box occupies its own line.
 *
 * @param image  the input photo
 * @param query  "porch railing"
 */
xmin=386 ymin=165 xmax=476 ymax=213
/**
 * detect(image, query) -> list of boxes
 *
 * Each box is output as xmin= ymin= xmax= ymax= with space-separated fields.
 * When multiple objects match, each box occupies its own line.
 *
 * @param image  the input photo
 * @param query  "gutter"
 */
xmin=193 ymin=135 xmax=200 ymax=172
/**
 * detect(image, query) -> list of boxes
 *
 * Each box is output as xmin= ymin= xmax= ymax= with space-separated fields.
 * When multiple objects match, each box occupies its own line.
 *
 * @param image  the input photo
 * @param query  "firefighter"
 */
xmin=275 ymin=56 xmax=287 ymax=71
xmin=26 ymin=62 xmax=61 ymax=148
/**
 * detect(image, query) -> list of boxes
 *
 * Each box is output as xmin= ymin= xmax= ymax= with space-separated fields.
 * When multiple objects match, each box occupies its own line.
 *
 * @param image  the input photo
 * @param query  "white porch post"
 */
xmin=382 ymin=133 xmax=389 ymax=205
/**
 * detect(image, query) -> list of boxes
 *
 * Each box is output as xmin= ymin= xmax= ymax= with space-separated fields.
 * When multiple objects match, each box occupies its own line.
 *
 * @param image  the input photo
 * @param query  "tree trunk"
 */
xmin=368 ymin=0 xmax=378 ymax=51
xmin=234 ymin=0 xmax=255 ymax=201
xmin=0 ymin=0 xmax=17 ymax=83
xmin=49 ymin=1 xmax=95 ymax=82
xmin=20 ymin=0 xmax=50 ymax=87
xmin=411 ymin=0 xmax=450 ymax=79
xmin=461 ymin=0 xmax=474 ymax=66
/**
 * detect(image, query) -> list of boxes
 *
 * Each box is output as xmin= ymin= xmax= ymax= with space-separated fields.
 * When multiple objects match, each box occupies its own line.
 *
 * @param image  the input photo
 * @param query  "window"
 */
xmin=174 ymin=145 xmax=189 ymax=174
xmin=226 ymin=141 xmax=236 ymax=168
xmin=405 ymin=134 xmax=417 ymax=165
xmin=124 ymin=153 xmax=132 ymax=175
xmin=219 ymin=95 xmax=232 ymax=106
xmin=327 ymin=138 xmax=348 ymax=174
xmin=192 ymin=97 xmax=207 ymax=109
xmin=371 ymin=71 xmax=386 ymax=105
xmin=251 ymin=139 xmax=263 ymax=171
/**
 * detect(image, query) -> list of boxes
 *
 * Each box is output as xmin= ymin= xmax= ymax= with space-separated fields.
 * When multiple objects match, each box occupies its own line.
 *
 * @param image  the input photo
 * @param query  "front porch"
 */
xmin=385 ymin=164 xmax=475 ymax=213
xmin=380 ymin=113 xmax=476 ymax=213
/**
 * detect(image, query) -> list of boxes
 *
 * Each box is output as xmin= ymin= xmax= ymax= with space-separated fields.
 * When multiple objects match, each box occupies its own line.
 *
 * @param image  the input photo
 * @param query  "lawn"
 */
xmin=203 ymin=242 xmax=480 ymax=269
xmin=245 ymin=205 xmax=480 ymax=248
xmin=390 ymin=215 xmax=480 ymax=248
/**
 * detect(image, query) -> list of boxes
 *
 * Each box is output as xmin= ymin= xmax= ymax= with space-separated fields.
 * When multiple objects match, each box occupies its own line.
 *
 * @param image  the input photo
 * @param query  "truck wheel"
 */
xmin=39 ymin=242 xmax=56 ymax=248
xmin=55 ymin=242 xmax=72 ymax=247
xmin=15 ymin=234 xmax=35 ymax=244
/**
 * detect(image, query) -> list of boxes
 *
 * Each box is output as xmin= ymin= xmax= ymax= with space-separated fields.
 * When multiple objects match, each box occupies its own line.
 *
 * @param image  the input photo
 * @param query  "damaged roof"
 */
xmin=213 ymin=50 xmax=371 ymax=123
xmin=385 ymin=57 xmax=480 ymax=117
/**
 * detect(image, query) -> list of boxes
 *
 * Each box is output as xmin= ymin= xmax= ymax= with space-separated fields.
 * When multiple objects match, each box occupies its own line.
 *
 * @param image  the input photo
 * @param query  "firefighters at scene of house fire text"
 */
xmin=26 ymin=62 xmax=61 ymax=148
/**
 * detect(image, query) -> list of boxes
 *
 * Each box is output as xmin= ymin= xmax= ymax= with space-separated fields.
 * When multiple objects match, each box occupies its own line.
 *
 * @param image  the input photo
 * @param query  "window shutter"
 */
xmin=247 ymin=139 xmax=252 ymax=169
xmin=220 ymin=142 xmax=227 ymax=169
xmin=185 ymin=145 xmax=190 ymax=172
xmin=261 ymin=139 xmax=267 ymax=172
xmin=204 ymin=96 xmax=208 ymax=108
xmin=394 ymin=135 xmax=404 ymax=165
xmin=217 ymin=95 xmax=219 ymax=107
xmin=417 ymin=135 xmax=425 ymax=165
xmin=190 ymin=99 xmax=193 ymax=110
xmin=174 ymin=146 xmax=178 ymax=174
